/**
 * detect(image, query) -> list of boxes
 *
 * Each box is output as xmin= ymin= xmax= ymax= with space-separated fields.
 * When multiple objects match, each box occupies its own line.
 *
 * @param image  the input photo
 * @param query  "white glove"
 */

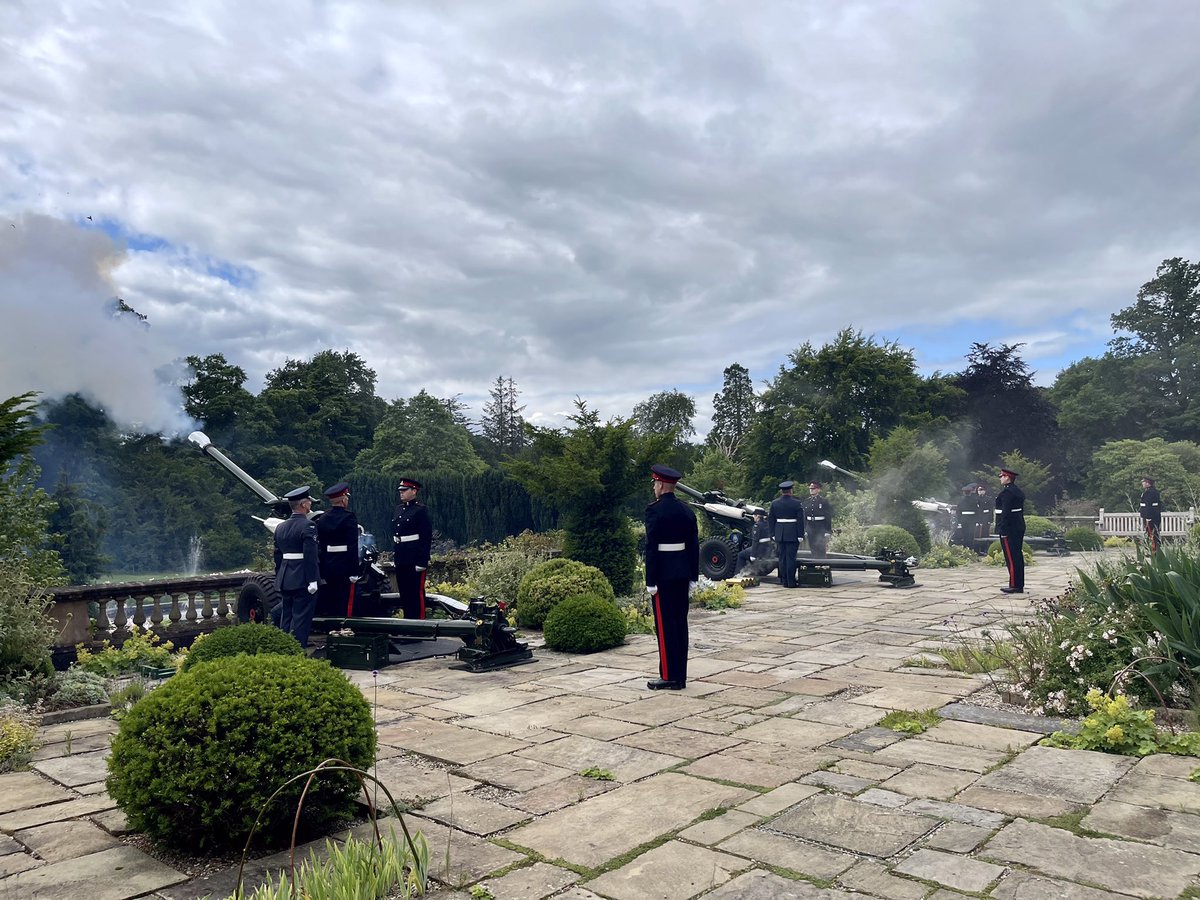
xmin=393 ymin=536 xmax=400 ymax=544
xmin=646 ymin=585 xmax=657 ymax=595
xmin=416 ymin=565 xmax=426 ymax=572
xmin=348 ymin=576 xmax=360 ymax=583
xmin=689 ymin=581 xmax=698 ymax=590
xmin=307 ymin=582 xmax=318 ymax=595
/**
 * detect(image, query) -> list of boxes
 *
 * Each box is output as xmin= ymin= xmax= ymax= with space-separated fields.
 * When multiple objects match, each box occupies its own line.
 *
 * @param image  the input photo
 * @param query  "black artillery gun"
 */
xmin=187 ymin=432 xmax=532 ymax=671
xmin=674 ymin=481 xmax=917 ymax=588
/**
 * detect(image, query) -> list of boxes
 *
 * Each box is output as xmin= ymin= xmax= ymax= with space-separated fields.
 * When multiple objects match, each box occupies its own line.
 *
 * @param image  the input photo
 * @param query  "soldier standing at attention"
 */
xmin=995 ymin=468 xmax=1026 ymax=594
xmin=1139 ymin=476 xmax=1162 ymax=552
xmin=392 ymin=478 xmax=432 ymax=619
xmin=803 ymin=480 xmax=834 ymax=559
xmin=952 ymin=483 xmax=979 ymax=548
xmin=316 ymin=482 xmax=359 ymax=617
xmin=736 ymin=511 xmax=772 ymax=575
xmin=274 ymin=486 xmax=320 ymax=647
xmin=974 ymin=483 xmax=991 ymax=543
xmin=769 ymin=480 xmax=805 ymax=588
xmin=644 ymin=464 xmax=699 ymax=691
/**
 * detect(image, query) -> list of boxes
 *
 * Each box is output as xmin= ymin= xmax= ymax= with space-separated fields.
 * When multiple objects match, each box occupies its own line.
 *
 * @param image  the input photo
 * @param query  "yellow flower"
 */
xmin=1105 ymin=725 xmax=1125 ymax=745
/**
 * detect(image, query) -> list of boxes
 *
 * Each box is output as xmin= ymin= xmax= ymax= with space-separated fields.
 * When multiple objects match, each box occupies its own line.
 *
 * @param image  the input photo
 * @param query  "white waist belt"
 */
xmin=325 ymin=545 xmax=349 ymax=552
xmin=658 ymin=543 xmax=685 ymax=551
xmin=776 ymin=518 xmax=797 ymax=523
xmin=282 ymin=552 xmax=304 ymax=560
xmin=398 ymin=534 xmax=420 ymax=542
xmin=960 ymin=512 xmax=975 ymax=515
xmin=995 ymin=508 xmax=1023 ymax=513
xmin=758 ymin=537 xmax=771 ymax=543
xmin=808 ymin=516 xmax=826 ymax=521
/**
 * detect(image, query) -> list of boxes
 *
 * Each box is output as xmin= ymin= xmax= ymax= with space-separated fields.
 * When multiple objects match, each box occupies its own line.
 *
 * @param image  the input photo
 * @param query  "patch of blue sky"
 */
xmin=82 ymin=216 xmax=257 ymax=289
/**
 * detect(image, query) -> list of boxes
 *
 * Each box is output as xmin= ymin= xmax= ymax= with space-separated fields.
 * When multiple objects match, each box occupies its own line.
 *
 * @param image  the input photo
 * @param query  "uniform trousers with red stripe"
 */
xmin=652 ymin=580 xmax=690 ymax=684
xmin=999 ymin=531 xmax=1025 ymax=591
xmin=1143 ymin=519 xmax=1160 ymax=553
xmin=396 ymin=567 xmax=427 ymax=619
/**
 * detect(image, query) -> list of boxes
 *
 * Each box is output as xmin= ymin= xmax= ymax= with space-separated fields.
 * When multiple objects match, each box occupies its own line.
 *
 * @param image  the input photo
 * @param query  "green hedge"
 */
xmin=543 ymin=593 xmax=626 ymax=653
xmin=180 ymin=622 xmax=303 ymax=672
xmin=1065 ymin=527 xmax=1104 ymax=551
xmin=348 ymin=471 xmax=557 ymax=547
xmin=107 ymin=654 xmax=375 ymax=851
xmin=864 ymin=525 xmax=921 ymax=560
xmin=515 ymin=559 xmax=614 ymax=628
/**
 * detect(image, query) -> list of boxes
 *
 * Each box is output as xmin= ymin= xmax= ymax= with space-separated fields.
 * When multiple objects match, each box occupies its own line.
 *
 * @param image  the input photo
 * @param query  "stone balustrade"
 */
xmin=46 ymin=573 xmax=254 ymax=653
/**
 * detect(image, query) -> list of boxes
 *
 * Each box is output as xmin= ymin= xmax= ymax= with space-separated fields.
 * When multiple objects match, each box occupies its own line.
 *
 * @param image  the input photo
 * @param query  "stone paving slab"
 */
xmin=921 ymin=821 xmax=993 ymax=852
xmin=677 ymin=809 xmax=761 ymax=845
xmin=552 ymin=715 xmax=647 ymax=741
xmin=0 ymin=794 xmax=115 ymax=832
xmin=475 ymin=861 xmax=578 ymax=899
xmin=13 ymin=819 xmax=121 ymax=862
xmin=1081 ymin=798 xmax=1200 ymax=852
xmin=31 ymin=750 xmax=111 ymax=788
xmin=937 ymin=701 xmax=1073 ymax=735
xmin=922 ymin=719 xmax=1043 ymax=751
xmin=506 ymin=772 xmax=753 ymax=869
xmin=734 ymin=717 xmax=854 ymax=750
xmin=376 ymin=718 xmax=528 ymax=765
xmin=974 ymin=745 xmax=1135 ymax=804
xmin=585 ymin=840 xmax=747 ymax=899
xmin=501 ymin=773 xmax=618 ymax=815
xmin=454 ymin=755 xmax=575 ymax=792
xmin=717 ymin=828 xmax=858 ymax=880
xmin=1107 ymin=770 xmax=1200 ymax=813
xmin=736 ymin=782 xmax=823 ymax=817
xmin=873 ymin=736 xmax=1008 ymax=773
xmin=0 ymin=850 xmax=42 ymax=876
xmin=614 ymin=724 xmax=743 ymax=759
xmin=800 ymin=770 xmax=874 ymax=794
xmin=703 ymin=867 xmax=854 ymax=898
xmin=894 ymin=847 xmax=1004 ymax=892
xmin=0 ymin=771 xmax=74 ymax=815
xmin=828 ymin=725 xmax=904 ymax=753
xmin=952 ymin=784 xmax=1082 ymax=820
xmin=878 ymin=762 xmax=980 ymax=800
xmin=901 ymin=797 xmax=1007 ymax=829
xmin=680 ymin=753 xmax=803 ymax=789
xmin=412 ymin=792 xmax=530 ymax=835
xmin=989 ymin=871 xmax=1140 ymax=899
xmin=516 ymin=734 xmax=682 ymax=783
xmin=370 ymin=755 xmax=479 ymax=804
xmin=431 ymin=687 xmax=559 ymax=717
xmin=789 ymin=698 xmax=887 ymax=729
xmin=461 ymin=695 xmax=624 ymax=739
xmin=770 ymin=793 xmax=936 ymax=857
xmin=981 ymin=818 xmax=1200 ymax=899
xmin=1 ymin=845 xmax=187 ymax=899
xmin=837 ymin=859 xmax=926 ymax=899
xmin=344 ymin=818 xmax=524 ymax=888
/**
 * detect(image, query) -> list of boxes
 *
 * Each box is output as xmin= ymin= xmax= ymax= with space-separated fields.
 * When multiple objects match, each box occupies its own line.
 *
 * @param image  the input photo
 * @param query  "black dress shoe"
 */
xmin=1000 ymin=587 xmax=1024 ymax=594
xmin=647 ymin=679 xmax=684 ymax=690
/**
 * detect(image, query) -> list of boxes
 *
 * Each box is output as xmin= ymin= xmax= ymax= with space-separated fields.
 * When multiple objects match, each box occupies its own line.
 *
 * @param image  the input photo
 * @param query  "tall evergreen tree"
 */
xmin=480 ymin=375 xmax=528 ymax=459
xmin=709 ymin=363 xmax=756 ymax=458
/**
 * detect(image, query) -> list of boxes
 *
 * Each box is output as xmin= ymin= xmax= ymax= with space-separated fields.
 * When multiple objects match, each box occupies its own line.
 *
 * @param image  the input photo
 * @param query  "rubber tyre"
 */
xmin=699 ymin=537 xmax=737 ymax=581
xmin=236 ymin=573 xmax=282 ymax=625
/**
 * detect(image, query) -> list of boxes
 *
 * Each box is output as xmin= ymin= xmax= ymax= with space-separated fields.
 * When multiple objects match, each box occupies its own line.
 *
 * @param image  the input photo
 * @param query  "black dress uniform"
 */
xmin=392 ymin=478 xmax=432 ymax=619
xmin=994 ymin=471 xmax=1026 ymax=593
xmin=645 ymin=464 xmax=699 ymax=689
xmin=802 ymin=483 xmax=834 ymax=559
xmin=769 ymin=482 xmax=806 ymax=587
xmin=1140 ymin=480 xmax=1162 ymax=552
xmin=274 ymin=486 xmax=320 ymax=647
xmin=736 ymin=515 xmax=773 ymax=574
xmin=316 ymin=483 xmax=359 ymax=617
xmin=952 ymin=484 xmax=979 ymax=549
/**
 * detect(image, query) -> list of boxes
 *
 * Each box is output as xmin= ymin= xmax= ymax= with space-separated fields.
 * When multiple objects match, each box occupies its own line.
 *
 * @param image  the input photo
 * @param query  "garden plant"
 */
xmin=514 ymin=557 xmax=614 ymax=628
xmin=542 ymin=593 xmax=626 ymax=653
xmin=179 ymin=621 xmax=302 ymax=672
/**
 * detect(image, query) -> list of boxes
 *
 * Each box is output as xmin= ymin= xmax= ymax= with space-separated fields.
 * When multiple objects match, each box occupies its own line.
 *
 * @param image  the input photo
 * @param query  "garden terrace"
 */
xmin=1098 ymin=506 xmax=1197 ymax=538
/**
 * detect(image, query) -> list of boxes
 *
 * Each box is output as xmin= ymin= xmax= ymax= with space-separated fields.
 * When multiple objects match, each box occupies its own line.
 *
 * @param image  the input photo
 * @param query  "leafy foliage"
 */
xmin=985 ymin=540 xmax=1035 ymax=567
xmin=0 ymin=392 xmax=46 ymax=466
xmin=355 ymin=390 xmax=486 ymax=478
xmin=179 ymin=622 xmax=302 ymax=672
xmin=0 ymin=457 xmax=65 ymax=584
xmin=709 ymin=362 xmax=757 ymax=459
xmin=107 ymin=654 xmax=376 ymax=851
xmin=1043 ymin=689 xmax=1200 ymax=757
xmin=515 ymin=558 xmax=614 ymax=629
xmin=689 ymin=578 xmax=745 ymax=610
xmin=0 ymin=702 xmax=38 ymax=772
xmin=863 ymin=525 xmax=921 ymax=560
xmin=1085 ymin=438 xmax=1200 ymax=512
xmin=0 ymin=560 xmax=57 ymax=682
xmin=468 ymin=542 xmax=553 ymax=606
xmin=75 ymin=627 xmax=178 ymax=676
xmin=879 ymin=708 xmax=942 ymax=735
xmin=45 ymin=668 xmax=109 ymax=710
xmin=543 ymin=593 xmax=626 ymax=653
xmin=918 ymin=544 xmax=980 ymax=568
xmin=1065 ymin=527 xmax=1104 ymax=551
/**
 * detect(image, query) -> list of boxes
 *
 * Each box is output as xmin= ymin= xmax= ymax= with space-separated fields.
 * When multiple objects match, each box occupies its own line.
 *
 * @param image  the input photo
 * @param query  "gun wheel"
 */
xmin=699 ymin=537 xmax=738 ymax=580
xmin=236 ymin=573 xmax=282 ymax=625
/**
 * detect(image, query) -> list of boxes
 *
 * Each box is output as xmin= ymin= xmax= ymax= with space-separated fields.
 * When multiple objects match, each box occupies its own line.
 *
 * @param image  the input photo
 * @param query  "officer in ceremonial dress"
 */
xmin=274 ymin=486 xmax=320 ymax=647
xmin=736 ymin=511 xmax=772 ymax=575
xmin=769 ymin=480 xmax=805 ymax=588
xmin=952 ymin=483 xmax=980 ymax=549
xmin=802 ymin=480 xmax=834 ymax=559
xmin=1139 ymin=477 xmax=1162 ymax=552
xmin=392 ymin=478 xmax=432 ymax=619
xmin=994 ymin=468 xmax=1026 ymax=594
xmin=644 ymin=464 xmax=699 ymax=691
xmin=316 ymin=482 xmax=359 ymax=617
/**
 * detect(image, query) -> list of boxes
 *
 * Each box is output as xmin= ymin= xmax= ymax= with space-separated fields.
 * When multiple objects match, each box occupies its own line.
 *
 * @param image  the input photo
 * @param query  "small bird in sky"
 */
xmin=86 ymin=215 xmax=92 ymax=221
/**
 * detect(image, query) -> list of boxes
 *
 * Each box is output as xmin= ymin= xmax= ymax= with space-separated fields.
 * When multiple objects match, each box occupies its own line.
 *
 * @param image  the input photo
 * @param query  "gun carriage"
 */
xmin=187 ymin=432 xmax=532 ymax=671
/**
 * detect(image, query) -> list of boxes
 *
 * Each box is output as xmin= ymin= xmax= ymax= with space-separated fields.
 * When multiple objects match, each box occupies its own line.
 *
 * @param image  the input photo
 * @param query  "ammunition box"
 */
xmin=326 ymin=634 xmax=391 ymax=670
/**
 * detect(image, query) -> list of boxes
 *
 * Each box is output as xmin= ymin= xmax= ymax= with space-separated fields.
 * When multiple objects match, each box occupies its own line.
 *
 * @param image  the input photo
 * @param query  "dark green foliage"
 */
xmin=45 ymin=668 xmax=108 ymax=710
xmin=515 ymin=558 xmax=614 ymax=628
xmin=46 ymin=474 xmax=109 ymax=582
xmin=1023 ymin=515 xmax=1059 ymax=537
xmin=107 ymin=654 xmax=375 ymax=851
xmin=863 ymin=525 xmax=921 ymax=560
xmin=0 ymin=392 xmax=46 ymax=465
xmin=1065 ymin=527 xmax=1104 ymax=551
xmin=0 ymin=561 xmax=57 ymax=682
xmin=543 ymin=593 xmax=626 ymax=653
xmin=179 ymin=623 xmax=303 ymax=672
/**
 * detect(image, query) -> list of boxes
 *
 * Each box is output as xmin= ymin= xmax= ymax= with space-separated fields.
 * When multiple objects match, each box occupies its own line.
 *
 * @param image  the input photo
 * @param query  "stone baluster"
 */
xmin=151 ymin=593 xmax=164 ymax=627
xmin=112 ymin=596 xmax=128 ymax=630
xmin=200 ymin=591 xmax=214 ymax=621
xmin=132 ymin=594 xmax=147 ymax=628
xmin=169 ymin=592 xmax=182 ymax=625
xmin=95 ymin=596 xmax=112 ymax=632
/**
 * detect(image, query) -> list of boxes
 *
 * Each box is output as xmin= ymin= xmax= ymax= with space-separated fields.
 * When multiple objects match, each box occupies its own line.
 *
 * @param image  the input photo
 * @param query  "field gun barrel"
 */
xmin=188 ymin=431 xmax=281 ymax=506
xmin=674 ymin=481 xmax=706 ymax=502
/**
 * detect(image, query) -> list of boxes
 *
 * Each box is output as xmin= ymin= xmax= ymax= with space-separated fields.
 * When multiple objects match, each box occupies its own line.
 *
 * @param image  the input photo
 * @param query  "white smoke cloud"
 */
xmin=0 ymin=214 xmax=194 ymax=434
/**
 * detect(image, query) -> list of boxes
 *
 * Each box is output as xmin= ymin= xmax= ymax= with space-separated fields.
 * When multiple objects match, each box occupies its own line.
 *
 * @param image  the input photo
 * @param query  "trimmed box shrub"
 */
xmin=515 ymin=558 xmax=614 ymax=628
xmin=543 ymin=593 xmax=626 ymax=653
xmin=107 ymin=654 xmax=375 ymax=851
xmin=179 ymin=622 xmax=302 ymax=673
xmin=1065 ymin=526 xmax=1104 ymax=551
xmin=863 ymin=525 xmax=921 ymax=560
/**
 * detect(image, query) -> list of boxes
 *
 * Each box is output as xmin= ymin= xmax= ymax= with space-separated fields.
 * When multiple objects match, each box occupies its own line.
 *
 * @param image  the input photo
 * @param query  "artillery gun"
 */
xmin=676 ymin=480 xmax=917 ymax=588
xmin=187 ymin=432 xmax=533 ymax=670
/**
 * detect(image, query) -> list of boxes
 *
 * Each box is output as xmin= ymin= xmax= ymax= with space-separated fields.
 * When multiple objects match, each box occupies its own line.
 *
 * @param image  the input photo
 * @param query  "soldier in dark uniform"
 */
xmin=1139 ymin=476 xmax=1162 ymax=552
xmin=952 ymin=483 xmax=980 ymax=549
xmin=736 ymin=511 xmax=772 ymax=574
xmin=645 ymin=464 xmax=699 ymax=690
xmin=973 ymin=484 xmax=991 ymax=543
xmin=994 ymin=468 xmax=1026 ymax=594
xmin=273 ymin=486 xmax=320 ymax=647
xmin=316 ymin=482 xmax=359 ymax=617
xmin=803 ymin=480 xmax=834 ymax=559
xmin=392 ymin=477 xmax=432 ymax=619
xmin=768 ymin=480 xmax=805 ymax=587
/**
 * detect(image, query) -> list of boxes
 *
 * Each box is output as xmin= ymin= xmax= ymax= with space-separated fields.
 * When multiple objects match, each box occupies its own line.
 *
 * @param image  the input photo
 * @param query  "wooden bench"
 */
xmin=1097 ymin=508 xmax=1196 ymax=538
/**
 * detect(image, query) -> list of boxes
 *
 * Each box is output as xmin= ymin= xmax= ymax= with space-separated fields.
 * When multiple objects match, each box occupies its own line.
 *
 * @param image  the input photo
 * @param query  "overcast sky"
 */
xmin=2 ymin=1 xmax=1198 ymax=436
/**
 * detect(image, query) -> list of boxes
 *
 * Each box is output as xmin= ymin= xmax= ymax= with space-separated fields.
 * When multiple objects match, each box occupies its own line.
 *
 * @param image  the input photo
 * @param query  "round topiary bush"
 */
xmin=1024 ymin=515 xmax=1058 ymax=536
xmin=543 ymin=593 xmax=626 ymax=653
xmin=863 ymin=525 xmax=921 ymax=560
xmin=1065 ymin=526 xmax=1104 ymax=551
xmin=107 ymin=654 xmax=375 ymax=851
xmin=180 ymin=622 xmax=303 ymax=672
xmin=515 ymin=559 xmax=614 ymax=629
